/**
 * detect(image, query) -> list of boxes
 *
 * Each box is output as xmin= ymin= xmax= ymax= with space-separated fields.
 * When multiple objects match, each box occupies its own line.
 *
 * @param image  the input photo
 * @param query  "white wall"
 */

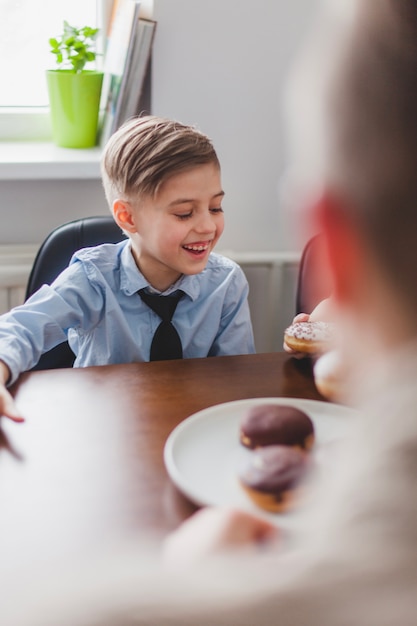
xmin=0 ymin=179 xmax=106 ymax=245
xmin=151 ymin=0 xmax=317 ymax=253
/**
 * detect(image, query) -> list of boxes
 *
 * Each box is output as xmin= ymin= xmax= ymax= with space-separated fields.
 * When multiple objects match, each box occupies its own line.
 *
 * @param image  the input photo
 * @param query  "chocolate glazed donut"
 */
xmin=238 ymin=445 xmax=311 ymax=513
xmin=240 ymin=404 xmax=315 ymax=451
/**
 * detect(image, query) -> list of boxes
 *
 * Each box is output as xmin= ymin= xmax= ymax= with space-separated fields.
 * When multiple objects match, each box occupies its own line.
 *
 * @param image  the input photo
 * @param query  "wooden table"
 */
xmin=0 ymin=353 xmax=323 ymax=565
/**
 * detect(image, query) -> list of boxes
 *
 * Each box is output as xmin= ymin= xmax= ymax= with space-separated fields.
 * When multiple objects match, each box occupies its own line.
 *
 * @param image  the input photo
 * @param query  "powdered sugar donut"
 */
xmin=284 ymin=321 xmax=336 ymax=355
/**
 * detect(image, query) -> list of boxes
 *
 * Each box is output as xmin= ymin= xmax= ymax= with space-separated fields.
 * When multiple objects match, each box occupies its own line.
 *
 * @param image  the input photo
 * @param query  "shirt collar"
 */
xmin=120 ymin=241 xmax=202 ymax=300
xmin=119 ymin=242 xmax=148 ymax=295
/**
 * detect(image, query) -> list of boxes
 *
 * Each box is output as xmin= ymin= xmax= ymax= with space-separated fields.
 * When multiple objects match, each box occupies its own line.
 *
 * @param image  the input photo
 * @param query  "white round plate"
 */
xmin=164 ymin=397 xmax=356 ymax=526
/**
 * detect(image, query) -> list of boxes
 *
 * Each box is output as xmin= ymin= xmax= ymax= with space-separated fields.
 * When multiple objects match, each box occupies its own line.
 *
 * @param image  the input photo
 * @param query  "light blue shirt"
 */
xmin=0 ymin=240 xmax=255 ymax=384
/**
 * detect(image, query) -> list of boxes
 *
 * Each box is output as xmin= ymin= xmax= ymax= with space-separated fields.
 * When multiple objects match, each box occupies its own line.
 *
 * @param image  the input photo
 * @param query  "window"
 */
xmin=0 ymin=0 xmax=114 ymax=142
xmin=0 ymin=0 xmax=105 ymax=108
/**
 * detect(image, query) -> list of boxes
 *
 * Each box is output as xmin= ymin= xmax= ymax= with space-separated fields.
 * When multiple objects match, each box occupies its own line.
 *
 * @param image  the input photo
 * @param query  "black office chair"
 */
xmin=25 ymin=216 xmax=125 ymax=370
xmin=295 ymin=233 xmax=331 ymax=315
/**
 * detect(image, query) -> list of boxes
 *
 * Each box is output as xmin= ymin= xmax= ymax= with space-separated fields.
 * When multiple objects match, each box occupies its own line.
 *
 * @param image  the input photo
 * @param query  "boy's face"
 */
xmin=130 ymin=163 xmax=225 ymax=291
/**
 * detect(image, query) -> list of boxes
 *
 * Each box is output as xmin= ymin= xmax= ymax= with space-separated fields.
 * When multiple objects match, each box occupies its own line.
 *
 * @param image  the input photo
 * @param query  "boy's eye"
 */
xmin=174 ymin=212 xmax=193 ymax=220
xmin=174 ymin=207 xmax=223 ymax=220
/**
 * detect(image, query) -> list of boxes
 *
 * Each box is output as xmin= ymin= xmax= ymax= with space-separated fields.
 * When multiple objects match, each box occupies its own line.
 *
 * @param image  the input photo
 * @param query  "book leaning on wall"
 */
xmin=100 ymin=0 xmax=141 ymax=146
xmin=112 ymin=19 xmax=157 ymax=131
xmin=100 ymin=14 xmax=156 ymax=145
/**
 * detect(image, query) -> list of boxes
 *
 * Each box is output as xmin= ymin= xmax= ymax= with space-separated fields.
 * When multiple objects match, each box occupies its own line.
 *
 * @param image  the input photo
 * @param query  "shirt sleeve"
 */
xmin=208 ymin=264 xmax=256 ymax=356
xmin=0 ymin=262 xmax=104 ymax=385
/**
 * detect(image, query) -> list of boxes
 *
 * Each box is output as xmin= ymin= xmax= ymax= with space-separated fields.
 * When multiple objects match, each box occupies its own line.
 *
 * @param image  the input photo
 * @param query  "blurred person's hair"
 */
xmin=328 ymin=0 xmax=417 ymax=313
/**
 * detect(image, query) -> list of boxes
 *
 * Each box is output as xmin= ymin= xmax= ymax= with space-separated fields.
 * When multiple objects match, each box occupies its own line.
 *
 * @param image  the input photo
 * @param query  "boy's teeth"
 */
xmin=184 ymin=244 xmax=208 ymax=251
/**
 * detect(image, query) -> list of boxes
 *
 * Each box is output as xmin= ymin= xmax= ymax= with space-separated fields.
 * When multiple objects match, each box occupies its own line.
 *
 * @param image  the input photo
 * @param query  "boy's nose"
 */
xmin=195 ymin=212 xmax=216 ymax=233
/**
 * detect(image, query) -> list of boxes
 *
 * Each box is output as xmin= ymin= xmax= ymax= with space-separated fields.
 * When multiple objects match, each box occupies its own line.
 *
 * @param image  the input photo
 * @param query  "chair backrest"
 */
xmin=295 ymin=234 xmax=331 ymax=315
xmin=25 ymin=216 xmax=125 ymax=370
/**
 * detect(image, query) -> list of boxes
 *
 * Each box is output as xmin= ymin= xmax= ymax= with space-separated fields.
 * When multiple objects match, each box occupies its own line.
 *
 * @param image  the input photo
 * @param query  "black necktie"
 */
xmin=139 ymin=289 xmax=184 ymax=361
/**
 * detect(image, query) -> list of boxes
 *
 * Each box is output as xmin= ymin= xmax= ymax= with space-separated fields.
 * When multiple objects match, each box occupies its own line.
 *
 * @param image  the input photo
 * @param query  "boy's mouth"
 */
xmin=182 ymin=241 xmax=212 ymax=255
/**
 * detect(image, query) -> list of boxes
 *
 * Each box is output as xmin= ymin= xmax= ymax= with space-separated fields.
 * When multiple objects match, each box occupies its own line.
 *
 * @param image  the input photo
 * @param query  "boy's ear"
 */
xmin=112 ymin=200 xmax=136 ymax=233
xmin=313 ymin=190 xmax=365 ymax=306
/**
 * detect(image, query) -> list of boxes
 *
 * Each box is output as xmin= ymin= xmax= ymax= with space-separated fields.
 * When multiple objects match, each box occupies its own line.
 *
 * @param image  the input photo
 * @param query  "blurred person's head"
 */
xmin=288 ymin=0 xmax=417 ymax=365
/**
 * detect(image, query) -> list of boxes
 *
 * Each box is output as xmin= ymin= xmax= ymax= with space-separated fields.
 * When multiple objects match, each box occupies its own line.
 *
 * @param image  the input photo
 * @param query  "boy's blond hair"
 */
xmin=101 ymin=115 xmax=220 ymax=207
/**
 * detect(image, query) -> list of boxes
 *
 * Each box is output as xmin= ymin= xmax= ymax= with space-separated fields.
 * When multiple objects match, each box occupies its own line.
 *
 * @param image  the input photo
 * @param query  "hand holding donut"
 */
xmin=283 ymin=313 xmax=311 ymax=358
xmin=284 ymin=320 xmax=336 ymax=357
xmin=283 ymin=297 xmax=336 ymax=358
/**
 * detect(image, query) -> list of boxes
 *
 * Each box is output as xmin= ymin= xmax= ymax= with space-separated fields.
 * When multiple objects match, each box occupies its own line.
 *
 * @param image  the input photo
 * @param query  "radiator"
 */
xmin=0 ymin=245 xmax=36 ymax=314
xmin=0 ymin=244 xmax=300 ymax=353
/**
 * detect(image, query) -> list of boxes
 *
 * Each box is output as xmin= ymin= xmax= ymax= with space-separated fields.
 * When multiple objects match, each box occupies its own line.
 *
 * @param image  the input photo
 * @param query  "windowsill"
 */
xmin=0 ymin=141 xmax=102 ymax=180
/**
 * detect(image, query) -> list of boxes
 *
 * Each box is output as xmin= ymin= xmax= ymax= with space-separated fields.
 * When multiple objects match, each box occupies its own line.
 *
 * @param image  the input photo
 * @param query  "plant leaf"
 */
xmin=49 ymin=21 xmax=100 ymax=72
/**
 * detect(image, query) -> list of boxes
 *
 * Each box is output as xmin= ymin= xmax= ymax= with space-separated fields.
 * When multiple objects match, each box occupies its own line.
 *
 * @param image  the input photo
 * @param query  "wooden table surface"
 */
xmin=0 ymin=353 xmax=323 ymax=564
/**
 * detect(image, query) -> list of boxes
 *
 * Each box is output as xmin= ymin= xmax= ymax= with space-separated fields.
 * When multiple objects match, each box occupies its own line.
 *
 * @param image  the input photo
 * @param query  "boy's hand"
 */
xmin=0 ymin=361 xmax=24 ymax=423
xmin=163 ymin=507 xmax=279 ymax=566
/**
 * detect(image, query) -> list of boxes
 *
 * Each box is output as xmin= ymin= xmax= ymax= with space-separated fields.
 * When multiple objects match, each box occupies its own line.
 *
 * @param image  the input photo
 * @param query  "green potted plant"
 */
xmin=47 ymin=21 xmax=103 ymax=148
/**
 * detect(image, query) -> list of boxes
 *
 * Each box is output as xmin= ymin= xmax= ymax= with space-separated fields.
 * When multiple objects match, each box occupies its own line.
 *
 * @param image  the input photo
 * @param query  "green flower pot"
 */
xmin=46 ymin=70 xmax=104 ymax=148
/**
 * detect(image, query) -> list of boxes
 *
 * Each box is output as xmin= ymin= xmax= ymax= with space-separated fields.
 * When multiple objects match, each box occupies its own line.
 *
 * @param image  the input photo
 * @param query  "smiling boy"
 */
xmin=0 ymin=116 xmax=255 ymax=421
xmin=112 ymin=151 xmax=225 ymax=292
